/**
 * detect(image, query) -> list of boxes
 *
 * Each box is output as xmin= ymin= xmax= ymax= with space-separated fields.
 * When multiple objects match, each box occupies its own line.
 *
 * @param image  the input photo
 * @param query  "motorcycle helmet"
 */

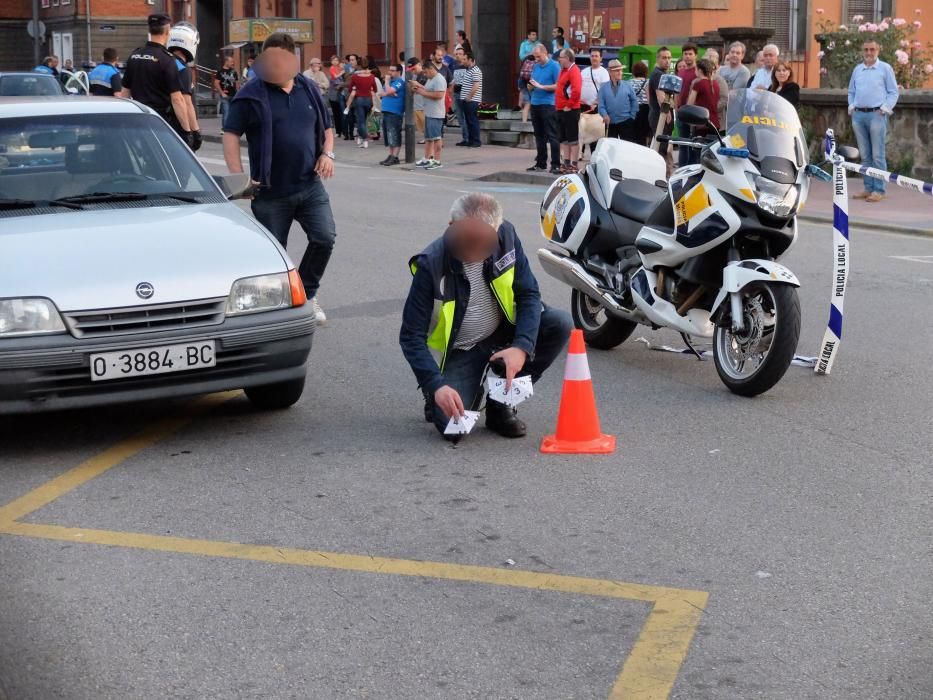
xmin=168 ymin=22 xmax=200 ymax=64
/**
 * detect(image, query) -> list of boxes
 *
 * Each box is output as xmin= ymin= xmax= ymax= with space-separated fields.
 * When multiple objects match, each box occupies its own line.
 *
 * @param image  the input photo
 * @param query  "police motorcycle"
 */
xmin=537 ymin=89 xmax=834 ymax=396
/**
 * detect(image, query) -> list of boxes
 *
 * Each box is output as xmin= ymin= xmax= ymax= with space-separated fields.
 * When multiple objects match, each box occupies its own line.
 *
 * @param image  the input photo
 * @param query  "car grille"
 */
xmin=64 ymin=298 xmax=227 ymax=338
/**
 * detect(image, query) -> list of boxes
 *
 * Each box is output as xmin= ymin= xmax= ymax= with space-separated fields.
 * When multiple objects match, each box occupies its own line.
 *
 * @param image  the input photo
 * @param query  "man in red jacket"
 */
xmin=555 ymin=48 xmax=583 ymax=173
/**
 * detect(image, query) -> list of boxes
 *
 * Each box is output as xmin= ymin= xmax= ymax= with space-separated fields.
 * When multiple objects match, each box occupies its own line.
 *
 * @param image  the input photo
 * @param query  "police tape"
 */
xmin=814 ymin=129 xmax=849 ymax=376
xmin=815 ymin=129 xmax=933 ymax=376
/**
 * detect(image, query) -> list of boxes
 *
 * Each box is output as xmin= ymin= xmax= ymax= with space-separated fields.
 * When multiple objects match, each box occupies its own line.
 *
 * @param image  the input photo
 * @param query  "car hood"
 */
xmin=0 ymin=203 xmax=288 ymax=311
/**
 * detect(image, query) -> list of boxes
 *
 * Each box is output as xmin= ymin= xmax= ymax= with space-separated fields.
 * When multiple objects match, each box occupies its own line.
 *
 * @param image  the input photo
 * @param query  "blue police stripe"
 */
xmin=925 ymin=182 xmax=933 ymax=195
xmin=832 ymin=204 xmax=850 ymax=240
xmin=828 ymin=304 xmax=843 ymax=339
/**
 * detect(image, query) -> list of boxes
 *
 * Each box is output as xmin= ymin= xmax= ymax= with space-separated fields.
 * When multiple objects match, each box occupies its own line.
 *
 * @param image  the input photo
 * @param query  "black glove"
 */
xmin=183 ymin=130 xmax=197 ymax=150
xmin=191 ymin=130 xmax=203 ymax=152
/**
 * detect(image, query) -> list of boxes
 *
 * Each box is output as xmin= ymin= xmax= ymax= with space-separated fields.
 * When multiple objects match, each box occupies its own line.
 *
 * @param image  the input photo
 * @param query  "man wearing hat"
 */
xmin=597 ymin=59 xmax=638 ymax=142
xmin=121 ymin=14 xmax=195 ymax=148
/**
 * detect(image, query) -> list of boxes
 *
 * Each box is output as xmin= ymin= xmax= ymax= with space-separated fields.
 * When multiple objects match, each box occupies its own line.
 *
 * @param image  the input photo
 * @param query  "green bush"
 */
xmin=816 ymin=8 xmax=932 ymax=89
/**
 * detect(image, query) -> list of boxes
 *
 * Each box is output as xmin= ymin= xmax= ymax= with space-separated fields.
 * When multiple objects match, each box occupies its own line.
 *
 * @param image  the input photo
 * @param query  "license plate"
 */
xmin=90 ymin=341 xmax=216 ymax=382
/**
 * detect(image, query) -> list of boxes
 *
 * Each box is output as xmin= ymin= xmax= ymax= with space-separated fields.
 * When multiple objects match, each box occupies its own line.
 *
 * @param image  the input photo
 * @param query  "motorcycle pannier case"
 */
xmin=539 ymin=173 xmax=591 ymax=254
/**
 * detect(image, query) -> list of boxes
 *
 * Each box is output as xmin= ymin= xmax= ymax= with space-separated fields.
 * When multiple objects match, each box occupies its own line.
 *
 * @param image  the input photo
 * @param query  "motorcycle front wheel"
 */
xmin=570 ymin=289 xmax=638 ymax=350
xmin=713 ymin=282 xmax=800 ymax=397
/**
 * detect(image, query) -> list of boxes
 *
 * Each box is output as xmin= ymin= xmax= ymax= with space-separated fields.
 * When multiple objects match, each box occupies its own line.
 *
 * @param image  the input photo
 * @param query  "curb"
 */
xmin=478 ymin=171 xmax=932 ymax=237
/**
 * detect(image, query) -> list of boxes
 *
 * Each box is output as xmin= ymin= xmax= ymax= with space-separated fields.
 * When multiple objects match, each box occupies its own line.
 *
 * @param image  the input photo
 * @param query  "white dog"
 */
xmin=578 ymin=112 xmax=605 ymax=161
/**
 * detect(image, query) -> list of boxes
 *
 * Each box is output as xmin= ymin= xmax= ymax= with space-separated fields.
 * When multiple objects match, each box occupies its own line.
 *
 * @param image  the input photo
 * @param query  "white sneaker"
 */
xmin=356 ymin=137 xmax=363 ymax=147
xmin=415 ymin=158 xmax=430 ymax=167
xmin=425 ymin=159 xmax=443 ymax=170
xmin=363 ymin=140 xmax=369 ymax=148
xmin=310 ymin=297 xmax=326 ymax=324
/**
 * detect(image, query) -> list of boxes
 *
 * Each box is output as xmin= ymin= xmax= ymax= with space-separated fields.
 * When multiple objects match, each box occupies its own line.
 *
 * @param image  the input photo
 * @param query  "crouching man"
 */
xmin=400 ymin=193 xmax=573 ymax=440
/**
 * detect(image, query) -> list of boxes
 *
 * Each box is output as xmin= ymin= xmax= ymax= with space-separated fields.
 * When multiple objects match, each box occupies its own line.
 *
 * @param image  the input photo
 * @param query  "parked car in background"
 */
xmin=0 ymin=72 xmax=67 ymax=96
xmin=0 ymin=97 xmax=315 ymax=414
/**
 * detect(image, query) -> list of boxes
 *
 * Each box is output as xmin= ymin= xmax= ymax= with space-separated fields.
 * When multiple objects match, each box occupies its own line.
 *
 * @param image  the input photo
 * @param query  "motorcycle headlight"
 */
xmin=0 ymin=298 xmax=66 ymax=336
xmin=752 ymin=176 xmax=799 ymax=218
xmin=226 ymin=272 xmax=293 ymax=315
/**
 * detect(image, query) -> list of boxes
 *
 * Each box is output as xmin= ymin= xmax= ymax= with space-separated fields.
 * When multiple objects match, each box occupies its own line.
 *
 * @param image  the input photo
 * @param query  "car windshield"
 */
xmin=0 ymin=113 xmax=218 ymax=205
xmin=0 ymin=75 xmax=64 ymax=96
xmin=724 ymin=89 xmax=808 ymax=168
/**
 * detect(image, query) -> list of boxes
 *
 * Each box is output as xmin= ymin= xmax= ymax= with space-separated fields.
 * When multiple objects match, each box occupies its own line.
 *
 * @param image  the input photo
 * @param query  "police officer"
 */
xmin=87 ymin=48 xmax=123 ymax=96
xmin=33 ymin=56 xmax=59 ymax=76
xmin=121 ymin=14 xmax=195 ymax=148
xmin=167 ymin=22 xmax=202 ymax=151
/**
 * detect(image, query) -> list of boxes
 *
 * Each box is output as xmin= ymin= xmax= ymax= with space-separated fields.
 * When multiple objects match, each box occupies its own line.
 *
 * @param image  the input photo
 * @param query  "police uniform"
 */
xmin=88 ymin=62 xmax=122 ymax=96
xmin=122 ymin=40 xmax=183 ymax=124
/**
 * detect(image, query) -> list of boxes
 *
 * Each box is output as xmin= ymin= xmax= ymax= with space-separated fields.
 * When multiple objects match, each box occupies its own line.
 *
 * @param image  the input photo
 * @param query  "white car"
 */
xmin=0 ymin=97 xmax=314 ymax=413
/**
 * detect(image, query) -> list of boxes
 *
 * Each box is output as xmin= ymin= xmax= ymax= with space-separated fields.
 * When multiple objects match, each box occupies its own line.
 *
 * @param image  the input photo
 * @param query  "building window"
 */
xmin=756 ymin=0 xmax=809 ymax=57
xmin=421 ymin=0 xmax=445 ymax=58
xmin=274 ymin=0 xmax=296 ymax=18
xmin=367 ymin=0 xmax=388 ymax=61
xmin=242 ymin=0 xmax=259 ymax=18
xmin=842 ymin=0 xmax=892 ymax=23
xmin=41 ymin=0 xmax=49 ymax=7
xmin=322 ymin=0 xmax=337 ymax=58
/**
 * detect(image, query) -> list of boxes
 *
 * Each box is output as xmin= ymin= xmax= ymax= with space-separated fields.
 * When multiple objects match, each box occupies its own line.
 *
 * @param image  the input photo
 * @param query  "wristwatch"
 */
xmin=325 ymin=151 xmax=336 ymax=160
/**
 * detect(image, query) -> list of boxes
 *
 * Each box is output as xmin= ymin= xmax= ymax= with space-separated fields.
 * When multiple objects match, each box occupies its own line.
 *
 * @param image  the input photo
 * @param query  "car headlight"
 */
xmin=0 ymin=298 xmax=66 ymax=336
xmin=226 ymin=270 xmax=306 ymax=316
xmin=752 ymin=176 xmax=799 ymax=218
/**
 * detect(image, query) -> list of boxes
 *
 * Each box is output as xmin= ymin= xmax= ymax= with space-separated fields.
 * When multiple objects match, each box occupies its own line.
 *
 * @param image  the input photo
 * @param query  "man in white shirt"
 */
xmin=749 ymin=44 xmax=779 ymax=89
xmin=580 ymin=48 xmax=610 ymax=114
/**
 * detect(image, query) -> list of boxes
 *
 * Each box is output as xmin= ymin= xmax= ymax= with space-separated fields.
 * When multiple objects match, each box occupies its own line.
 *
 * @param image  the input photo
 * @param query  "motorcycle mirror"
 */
xmin=806 ymin=164 xmax=833 ymax=183
xmin=836 ymin=145 xmax=859 ymax=161
xmin=677 ymin=105 xmax=709 ymax=126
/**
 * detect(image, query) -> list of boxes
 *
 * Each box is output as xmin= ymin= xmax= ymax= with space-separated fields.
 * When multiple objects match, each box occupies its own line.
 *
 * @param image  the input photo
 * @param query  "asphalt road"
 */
xmin=1 ymin=138 xmax=932 ymax=699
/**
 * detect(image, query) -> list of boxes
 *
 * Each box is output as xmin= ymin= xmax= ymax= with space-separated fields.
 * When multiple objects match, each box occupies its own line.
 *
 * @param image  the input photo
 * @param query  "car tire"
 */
xmin=245 ymin=376 xmax=305 ymax=410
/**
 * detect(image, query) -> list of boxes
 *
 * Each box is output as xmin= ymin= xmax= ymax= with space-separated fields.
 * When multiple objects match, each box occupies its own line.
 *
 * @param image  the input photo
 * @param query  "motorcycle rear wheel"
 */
xmin=570 ymin=289 xmax=638 ymax=350
xmin=713 ymin=282 xmax=800 ymax=397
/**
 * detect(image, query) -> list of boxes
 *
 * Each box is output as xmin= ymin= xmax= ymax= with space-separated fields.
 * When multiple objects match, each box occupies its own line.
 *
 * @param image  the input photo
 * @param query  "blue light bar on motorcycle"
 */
xmin=719 ymin=147 xmax=750 ymax=158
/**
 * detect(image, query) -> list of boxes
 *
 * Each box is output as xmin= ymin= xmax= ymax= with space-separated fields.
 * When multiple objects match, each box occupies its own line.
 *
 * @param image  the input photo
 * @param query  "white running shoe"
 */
xmin=356 ymin=137 xmax=363 ymax=147
xmin=310 ymin=297 xmax=327 ymax=324
xmin=425 ymin=160 xmax=443 ymax=170
xmin=363 ymin=140 xmax=369 ymax=148
xmin=415 ymin=158 xmax=430 ymax=167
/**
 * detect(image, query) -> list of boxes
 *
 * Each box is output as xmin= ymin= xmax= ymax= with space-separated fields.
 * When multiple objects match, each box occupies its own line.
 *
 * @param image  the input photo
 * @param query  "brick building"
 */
xmin=2 ymin=0 xmax=929 ymax=97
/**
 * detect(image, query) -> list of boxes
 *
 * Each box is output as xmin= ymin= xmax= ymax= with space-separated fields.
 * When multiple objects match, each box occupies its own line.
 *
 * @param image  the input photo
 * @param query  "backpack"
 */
xmin=520 ymin=58 xmax=535 ymax=82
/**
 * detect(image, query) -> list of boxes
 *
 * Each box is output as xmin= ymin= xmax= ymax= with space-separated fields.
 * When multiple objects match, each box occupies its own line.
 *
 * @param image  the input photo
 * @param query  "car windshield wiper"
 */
xmin=0 ymin=197 xmax=83 ymax=210
xmin=52 ymin=192 xmax=201 ymax=205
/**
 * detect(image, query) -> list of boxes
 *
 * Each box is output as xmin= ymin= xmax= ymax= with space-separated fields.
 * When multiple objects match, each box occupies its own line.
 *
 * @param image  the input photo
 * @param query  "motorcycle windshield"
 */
xmin=725 ymin=89 xmax=808 ymax=171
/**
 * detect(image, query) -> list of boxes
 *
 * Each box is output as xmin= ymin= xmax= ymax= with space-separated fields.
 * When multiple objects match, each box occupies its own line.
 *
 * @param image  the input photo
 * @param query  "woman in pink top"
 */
xmin=345 ymin=58 xmax=379 ymax=146
xmin=555 ymin=49 xmax=583 ymax=173
xmin=687 ymin=58 xmax=721 ymax=133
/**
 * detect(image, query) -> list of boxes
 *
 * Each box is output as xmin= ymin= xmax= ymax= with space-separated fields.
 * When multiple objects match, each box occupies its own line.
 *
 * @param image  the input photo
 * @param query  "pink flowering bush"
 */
xmin=817 ymin=9 xmax=932 ymax=88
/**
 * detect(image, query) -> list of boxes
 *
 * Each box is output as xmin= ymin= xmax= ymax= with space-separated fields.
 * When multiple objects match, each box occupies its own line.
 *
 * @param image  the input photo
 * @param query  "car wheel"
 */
xmin=245 ymin=377 xmax=305 ymax=410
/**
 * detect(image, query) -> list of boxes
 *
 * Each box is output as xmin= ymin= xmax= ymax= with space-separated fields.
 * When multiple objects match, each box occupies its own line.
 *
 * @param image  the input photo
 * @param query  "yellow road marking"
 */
xmin=0 ymin=391 xmax=708 ymax=699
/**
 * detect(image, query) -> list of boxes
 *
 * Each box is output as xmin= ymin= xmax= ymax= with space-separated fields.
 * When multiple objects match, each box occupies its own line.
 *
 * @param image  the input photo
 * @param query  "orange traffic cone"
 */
xmin=540 ymin=329 xmax=616 ymax=454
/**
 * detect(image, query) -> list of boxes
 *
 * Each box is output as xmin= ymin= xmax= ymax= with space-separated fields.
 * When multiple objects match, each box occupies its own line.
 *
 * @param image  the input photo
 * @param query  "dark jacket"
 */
xmin=771 ymin=82 xmax=800 ymax=108
xmin=399 ymin=221 xmax=542 ymax=395
xmin=230 ymin=73 xmax=331 ymax=189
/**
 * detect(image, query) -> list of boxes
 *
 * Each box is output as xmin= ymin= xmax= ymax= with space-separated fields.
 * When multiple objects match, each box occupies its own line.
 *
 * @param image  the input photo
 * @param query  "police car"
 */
xmin=0 ymin=97 xmax=315 ymax=413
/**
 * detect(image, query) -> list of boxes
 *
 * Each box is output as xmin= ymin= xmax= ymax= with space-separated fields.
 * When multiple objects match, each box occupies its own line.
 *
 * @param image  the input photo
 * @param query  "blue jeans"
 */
xmin=354 ymin=96 xmax=373 ymax=138
xmin=461 ymin=100 xmax=481 ymax=147
xmin=851 ymin=109 xmax=888 ymax=193
xmin=429 ymin=306 xmax=573 ymax=435
xmin=250 ymin=178 xmax=336 ymax=299
xmin=383 ymin=112 xmax=403 ymax=148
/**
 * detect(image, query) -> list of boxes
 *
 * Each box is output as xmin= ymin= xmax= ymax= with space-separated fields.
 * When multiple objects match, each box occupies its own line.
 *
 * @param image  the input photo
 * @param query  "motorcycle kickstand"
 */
xmin=680 ymin=333 xmax=705 ymax=361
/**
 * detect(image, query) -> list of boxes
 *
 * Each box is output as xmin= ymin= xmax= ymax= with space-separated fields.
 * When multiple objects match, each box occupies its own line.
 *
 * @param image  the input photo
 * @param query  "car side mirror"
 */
xmin=836 ymin=145 xmax=859 ymax=161
xmin=677 ymin=104 xmax=709 ymax=126
xmin=213 ymin=173 xmax=252 ymax=199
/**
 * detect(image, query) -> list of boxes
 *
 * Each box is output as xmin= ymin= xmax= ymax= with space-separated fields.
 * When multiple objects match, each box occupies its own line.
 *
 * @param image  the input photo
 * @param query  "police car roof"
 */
xmin=0 ymin=96 xmax=151 ymax=119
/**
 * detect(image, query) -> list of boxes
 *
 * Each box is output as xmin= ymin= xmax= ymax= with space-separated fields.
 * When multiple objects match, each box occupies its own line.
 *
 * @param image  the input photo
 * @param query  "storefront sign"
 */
xmin=228 ymin=18 xmax=314 ymax=44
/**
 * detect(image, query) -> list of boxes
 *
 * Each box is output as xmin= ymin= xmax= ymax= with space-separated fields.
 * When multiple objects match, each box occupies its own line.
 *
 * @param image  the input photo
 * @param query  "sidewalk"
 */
xmin=198 ymin=116 xmax=931 ymax=236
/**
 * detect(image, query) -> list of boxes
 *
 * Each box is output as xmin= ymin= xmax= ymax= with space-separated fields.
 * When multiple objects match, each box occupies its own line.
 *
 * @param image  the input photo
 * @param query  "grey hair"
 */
xmin=762 ymin=43 xmax=779 ymax=55
xmin=728 ymin=41 xmax=746 ymax=54
xmin=559 ymin=48 xmax=575 ymax=61
xmin=450 ymin=192 xmax=503 ymax=230
xmin=533 ymin=42 xmax=549 ymax=54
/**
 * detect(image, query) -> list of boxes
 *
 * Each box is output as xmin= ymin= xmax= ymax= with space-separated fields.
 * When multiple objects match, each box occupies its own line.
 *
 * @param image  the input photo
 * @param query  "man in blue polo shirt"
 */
xmin=223 ymin=32 xmax=336 ymax=323
xmin=379 ymin=63 xmax=406 ymax=166
xmin=527 ymin=44 xmax=560 ymax=174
